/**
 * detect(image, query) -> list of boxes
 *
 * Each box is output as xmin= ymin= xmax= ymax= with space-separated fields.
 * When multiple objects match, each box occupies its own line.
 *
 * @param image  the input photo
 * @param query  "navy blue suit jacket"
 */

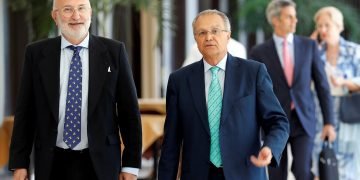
xmin=158 ymin=54 xmax=289 ymax=180
xmin=249 ymin=36 xmax=334 ymax=137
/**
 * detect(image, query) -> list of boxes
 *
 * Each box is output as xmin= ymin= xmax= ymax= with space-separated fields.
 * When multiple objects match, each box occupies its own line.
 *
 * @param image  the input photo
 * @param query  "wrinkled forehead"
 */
xmin=53 ymin=0 xmax=91 ymax=9
xmin=194 ymin=14 xmax=225 ymax=31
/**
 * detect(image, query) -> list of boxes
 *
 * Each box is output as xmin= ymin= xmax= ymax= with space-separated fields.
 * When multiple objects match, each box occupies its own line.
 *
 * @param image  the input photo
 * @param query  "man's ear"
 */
xmin=271 ymin=17 xmax=278 ymax=28
xmin=51 ymin=11 xmax=58 ymax=26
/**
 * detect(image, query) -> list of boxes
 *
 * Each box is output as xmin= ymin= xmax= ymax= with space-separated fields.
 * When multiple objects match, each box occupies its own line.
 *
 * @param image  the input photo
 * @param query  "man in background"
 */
xmin=249 ymin=1 xmax=336 ymax=179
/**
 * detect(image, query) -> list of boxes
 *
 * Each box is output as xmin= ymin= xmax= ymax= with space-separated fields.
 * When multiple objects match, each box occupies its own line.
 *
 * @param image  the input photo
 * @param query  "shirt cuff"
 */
xmin=121 ymin=167 xmax=139 ymax=176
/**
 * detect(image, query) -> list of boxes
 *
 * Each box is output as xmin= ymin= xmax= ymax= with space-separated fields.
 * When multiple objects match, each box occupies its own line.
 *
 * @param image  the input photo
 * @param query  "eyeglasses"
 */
xmin=56 ymin=5 xmax=90 ymax=18
xmin=195 ymin=28 xmax=229 ymax=37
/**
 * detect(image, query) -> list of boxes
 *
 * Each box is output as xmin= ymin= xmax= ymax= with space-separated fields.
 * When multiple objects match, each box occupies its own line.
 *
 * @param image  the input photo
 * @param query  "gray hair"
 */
xmin=314 ymin=6 xmax=344 ymax=32
xmin=192 ymin=9 xmax=231 ymax=34
xmin=52 ymin=0 xmax=59 ymax=9
xmin=266 ymin=0 xmax=296 ymax=26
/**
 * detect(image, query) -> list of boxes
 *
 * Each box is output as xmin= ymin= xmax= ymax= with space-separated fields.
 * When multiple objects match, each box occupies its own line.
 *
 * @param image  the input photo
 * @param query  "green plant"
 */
xmin=9 ymin=0 xmax=163 ymax=41
xmin=238 ymin=0 xmax=360 ymax=42
xmin=9 ymin=0 xmax=54 ymax=41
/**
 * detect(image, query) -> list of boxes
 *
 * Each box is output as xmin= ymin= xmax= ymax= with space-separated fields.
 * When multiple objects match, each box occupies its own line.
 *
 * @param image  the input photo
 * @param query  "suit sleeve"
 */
xmin=9 ymin=45 xmax=36 ymax=170
xmin=116 ymin=43 xmax=142 ymax=168
xmin=158 ymin=74 xmax=182 ymax=180
xmin=310 ymin=40 xmax=335 ymax=125
xmin=256 ymin=64 xmax=289 ymax=167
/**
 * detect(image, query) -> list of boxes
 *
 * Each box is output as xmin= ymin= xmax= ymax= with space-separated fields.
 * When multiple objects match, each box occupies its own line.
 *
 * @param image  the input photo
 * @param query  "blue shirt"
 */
xmin=319 ymin=37 xmax=360 ymax=89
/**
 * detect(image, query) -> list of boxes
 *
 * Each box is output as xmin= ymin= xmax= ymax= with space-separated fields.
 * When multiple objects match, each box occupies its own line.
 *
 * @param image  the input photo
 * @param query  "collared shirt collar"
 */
xmin=203 ymin=54 xmax=228 ymax=73
xmin=61 ymin=33 xmax=90 ymax=49
xmin=273 ymin=33 xmax=294 ymax=46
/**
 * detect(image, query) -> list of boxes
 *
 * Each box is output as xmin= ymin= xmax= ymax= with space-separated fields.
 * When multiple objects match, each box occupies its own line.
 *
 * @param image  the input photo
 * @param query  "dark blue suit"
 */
xmin=249 ymin=36 xmax=334 ymax=180
xmin=158 ymin=54 xmax=289 ymax=180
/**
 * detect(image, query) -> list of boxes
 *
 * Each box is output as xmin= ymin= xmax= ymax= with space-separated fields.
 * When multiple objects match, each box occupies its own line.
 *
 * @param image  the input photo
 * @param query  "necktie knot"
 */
xmin=210 ymin=66 xmax=220 ymax=78
xmin=67 ymin=45 xmax=82 ymax=54
xmin=283 ymin=39 xmax=287 ymax=46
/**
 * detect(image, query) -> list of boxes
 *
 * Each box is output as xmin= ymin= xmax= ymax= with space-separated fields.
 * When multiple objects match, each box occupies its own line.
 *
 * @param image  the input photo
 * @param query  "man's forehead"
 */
xmin=55 ymin=0 xmax=90 ymax=7
xmin=195 ymin=15 xmax=224 ymax=28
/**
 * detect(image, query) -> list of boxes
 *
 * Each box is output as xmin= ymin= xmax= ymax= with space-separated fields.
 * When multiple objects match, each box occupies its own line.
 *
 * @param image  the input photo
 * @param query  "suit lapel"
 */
xmin=221 ymin=57 xmax=234 ymax=126
xmin=221 ymin=55 xmax=245 ymax=126
xmin=293 ymin=36 xmax=301 ymax=84
xmin=268 ymin=39 xmax=290 ymax=87
xmin=38 ymin=37 xmax=61 ymax=121
xmin=88 ymin=35 xmax=109 ymax=117
xmin=188 ymin=62 xmax=210 ymax=136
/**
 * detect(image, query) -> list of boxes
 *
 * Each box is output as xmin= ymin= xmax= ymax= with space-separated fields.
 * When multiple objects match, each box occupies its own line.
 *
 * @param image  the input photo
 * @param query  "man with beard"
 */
xmin=8 ymin=0 xmax=142 ymax=180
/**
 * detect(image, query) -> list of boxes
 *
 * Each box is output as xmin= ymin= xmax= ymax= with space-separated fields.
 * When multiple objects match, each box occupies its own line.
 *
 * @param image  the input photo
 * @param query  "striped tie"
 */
xmin=208 ymin=66 xmax=222 ymax=167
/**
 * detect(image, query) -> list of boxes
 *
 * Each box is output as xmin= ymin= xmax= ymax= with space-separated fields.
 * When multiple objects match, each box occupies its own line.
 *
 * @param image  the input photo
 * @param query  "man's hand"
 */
xmin=250 ymin=146 xmax=272 ymax=167
xmin=119 ymin=172 xmax=137 ymax=180
xmin=321 ymin=124 xmax=336 ymax=142
xmin=13 ymin=168 xmax=28 ymax=180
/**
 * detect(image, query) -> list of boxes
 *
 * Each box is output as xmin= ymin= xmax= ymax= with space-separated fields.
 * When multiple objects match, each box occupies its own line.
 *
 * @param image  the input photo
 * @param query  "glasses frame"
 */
xmin=195 ymin=28 xmax=229 ymax=38
xmin=55 ymin=5 xmax=90 ymax=18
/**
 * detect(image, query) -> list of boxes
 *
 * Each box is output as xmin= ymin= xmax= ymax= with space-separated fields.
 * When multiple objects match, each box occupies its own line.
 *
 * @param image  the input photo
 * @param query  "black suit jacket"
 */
xmin=9 ymin=35 xmax=142 ymax=180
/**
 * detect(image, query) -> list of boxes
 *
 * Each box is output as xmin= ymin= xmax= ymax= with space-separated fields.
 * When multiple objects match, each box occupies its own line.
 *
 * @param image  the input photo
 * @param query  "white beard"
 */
xmin=58 ymin=18 xmax=91 ymax=42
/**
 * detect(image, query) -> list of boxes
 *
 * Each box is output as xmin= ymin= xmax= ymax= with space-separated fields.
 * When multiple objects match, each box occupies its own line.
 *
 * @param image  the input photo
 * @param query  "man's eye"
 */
xmin=78 ymin=7 xmax=86 ymax=12
xmin=212 ymin=29 xmax=219 ymax=34
xmin=199 ymin=32 xmax=206 ymax=36
xmin=63 ymin=8 xmax=73 ymax=13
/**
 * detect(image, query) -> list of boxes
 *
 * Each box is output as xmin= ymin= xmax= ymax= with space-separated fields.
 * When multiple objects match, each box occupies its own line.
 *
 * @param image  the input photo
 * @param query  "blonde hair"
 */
xmin=314 ymin=6 xmax=344 ymax=32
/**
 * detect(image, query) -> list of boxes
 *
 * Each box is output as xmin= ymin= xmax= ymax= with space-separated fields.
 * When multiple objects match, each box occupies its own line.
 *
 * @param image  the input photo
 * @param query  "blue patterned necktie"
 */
xmin=63 ymin=46 xmax=82 ymax=149
xmin=208 ymin=66 xmax=223 ymax=167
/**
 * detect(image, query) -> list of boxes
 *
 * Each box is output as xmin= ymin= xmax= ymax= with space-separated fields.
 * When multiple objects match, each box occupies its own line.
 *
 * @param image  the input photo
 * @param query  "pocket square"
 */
xmin=108 ymin=66 xmax=111 ymax=72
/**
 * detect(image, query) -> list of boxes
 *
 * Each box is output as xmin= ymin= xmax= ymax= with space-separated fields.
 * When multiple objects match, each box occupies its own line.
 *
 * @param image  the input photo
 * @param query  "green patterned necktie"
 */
xmin=208 ymin=66 xmax=222 ymax=167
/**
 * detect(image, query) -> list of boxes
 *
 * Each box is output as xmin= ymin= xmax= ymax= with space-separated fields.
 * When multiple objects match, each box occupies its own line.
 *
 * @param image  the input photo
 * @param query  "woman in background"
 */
xmin=311 ymin=6 xmax=360 ymax=180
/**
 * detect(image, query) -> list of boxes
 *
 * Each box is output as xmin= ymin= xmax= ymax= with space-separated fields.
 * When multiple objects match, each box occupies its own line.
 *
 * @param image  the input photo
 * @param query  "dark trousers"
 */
xmin=208 ymin=163 xmax=225 ymax=180
xmin=50 ymin=147 xmax=98 ymax=180
xmin=268 ymin=110 xmax=314 ymax=180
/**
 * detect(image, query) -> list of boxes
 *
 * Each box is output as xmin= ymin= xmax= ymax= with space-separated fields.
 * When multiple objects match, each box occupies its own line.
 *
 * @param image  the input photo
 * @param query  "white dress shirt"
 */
xmin=56 ymin=35 xmax=89 ymax=150
xmin=273 ymin=33 xmax=295 ymax=67
xmin=56 ymin=34 xmax=138 ymax=176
